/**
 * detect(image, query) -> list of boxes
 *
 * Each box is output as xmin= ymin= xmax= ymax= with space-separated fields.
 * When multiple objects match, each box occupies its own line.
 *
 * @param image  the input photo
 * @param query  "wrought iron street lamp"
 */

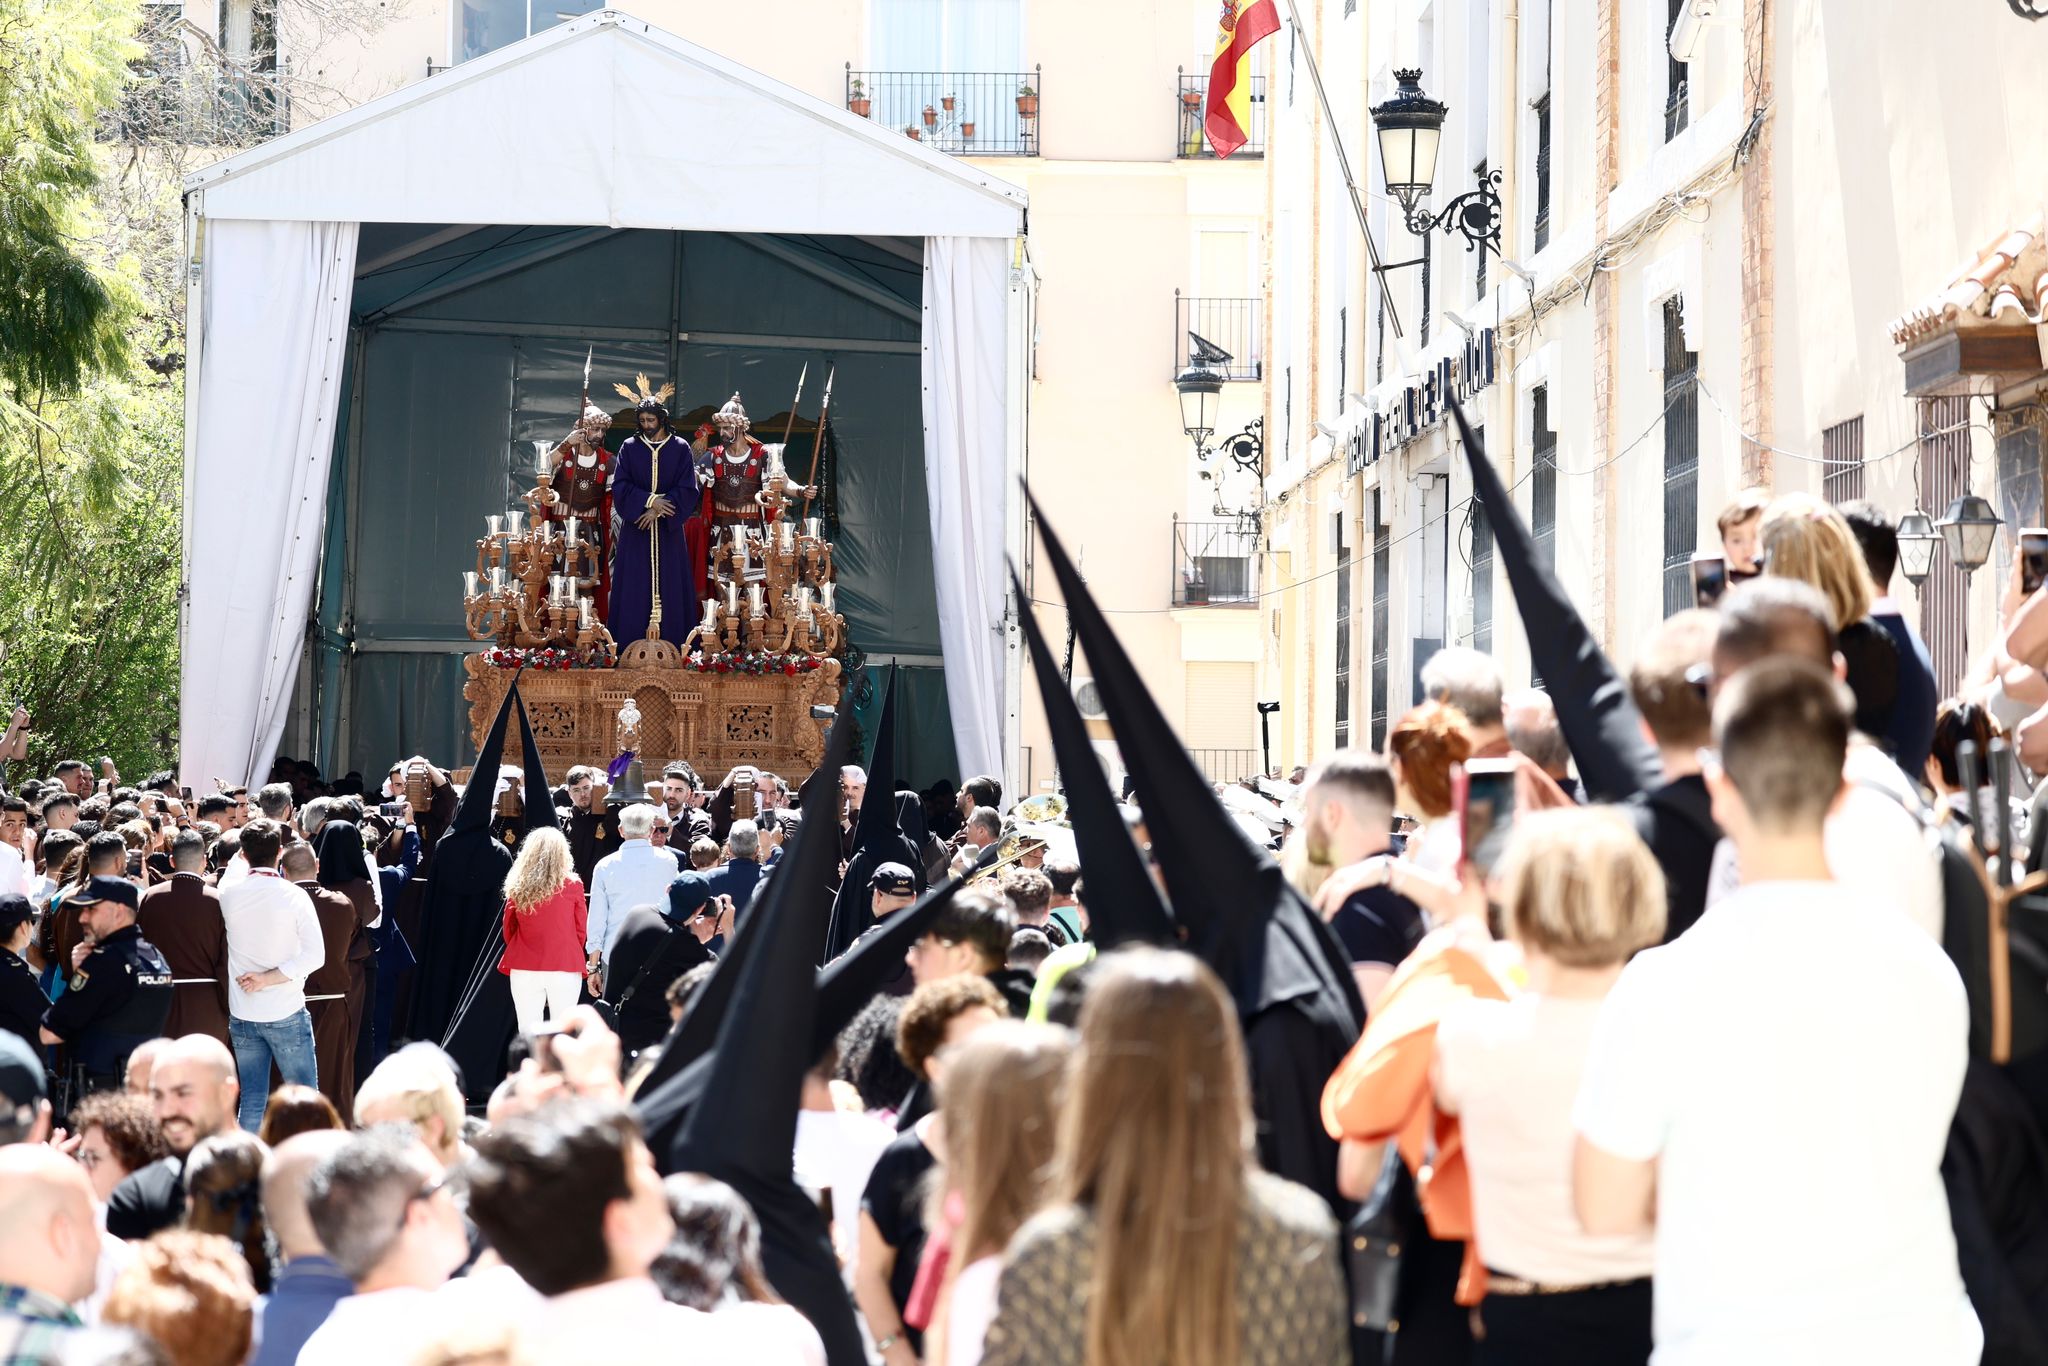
xmin=1369 ymin=69 xmax=1504 ymax=272
xmin=1175 ymin=360 xmax=1223 ymax=451
xmin=1936 ymin=494 xmax=2003 ymax=576
xmin=1893 ymin=510 xmax=1941 ymax=589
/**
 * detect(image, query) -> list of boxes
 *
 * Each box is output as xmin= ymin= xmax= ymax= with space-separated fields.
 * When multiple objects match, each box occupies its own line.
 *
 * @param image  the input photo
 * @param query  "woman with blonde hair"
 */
xmin=979 ymin=949 xmax=1347 ymax=1366
xmin=496 ymin=826 xmax=588 ymax=1034
xmin=922 ymin=1021 xmax=1073 ymax=1366
xmin=1760 ymin=492 xmax=1900 ymax=743
xmin=1431 ymin=807 xmax=1665 ymax=1364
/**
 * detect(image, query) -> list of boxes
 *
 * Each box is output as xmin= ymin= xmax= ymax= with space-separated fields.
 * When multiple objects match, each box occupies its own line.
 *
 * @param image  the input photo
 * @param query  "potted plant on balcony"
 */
xmin=941 ymin=92 xmax=956 ymax=112
xmin=848 ymin=77 xmax=870 ymax=118
xmin=1182 ymin=565 xmax=1209 ymax=605
xmin=1181 ymin=87 xmax=1203 ymax=111
xmin=960 ymin=120 xmax=975 ymax=139
xmin=1016 ymin=82 xmax=1038 ymax=117
xmin=922 ymin=103 xmax=938 ymax=128
xmin=905 ymin=125 xmax=922 ymax=141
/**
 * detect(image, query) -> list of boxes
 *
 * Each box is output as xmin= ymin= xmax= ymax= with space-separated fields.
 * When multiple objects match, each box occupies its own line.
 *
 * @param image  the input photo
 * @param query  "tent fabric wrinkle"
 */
xmin=922 ymin=235 xmax=1009 ymax=782
xmin=182 ymin=217 xmax=358 ymax=786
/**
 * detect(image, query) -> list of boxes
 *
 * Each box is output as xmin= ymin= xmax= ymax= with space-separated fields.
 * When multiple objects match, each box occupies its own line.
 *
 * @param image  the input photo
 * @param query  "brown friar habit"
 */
xmin=299 ymin=880 xmax=369 ymax=1113
xmin=135 ymin=873 xmax=231 ymax=1048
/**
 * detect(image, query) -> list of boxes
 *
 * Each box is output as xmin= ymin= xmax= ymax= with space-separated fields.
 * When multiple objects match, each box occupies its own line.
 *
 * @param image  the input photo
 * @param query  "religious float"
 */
xmin=461 ymin=362 xmax=848 ymax=779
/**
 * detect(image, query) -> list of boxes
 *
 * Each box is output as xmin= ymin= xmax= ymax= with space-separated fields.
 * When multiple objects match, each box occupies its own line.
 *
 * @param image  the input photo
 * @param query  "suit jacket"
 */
xmin=136 ymin=873 xmax=231 ymax=1046
xmin=702 ymin=858 xmax=764 ymax=918
xmin=1873 ymin=606 xmax=1940 ymax=779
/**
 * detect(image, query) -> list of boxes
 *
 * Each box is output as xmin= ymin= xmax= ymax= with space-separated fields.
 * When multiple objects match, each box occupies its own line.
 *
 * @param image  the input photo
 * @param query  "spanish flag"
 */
xmin=1205 ymin=0 xmax=1281 ymax=158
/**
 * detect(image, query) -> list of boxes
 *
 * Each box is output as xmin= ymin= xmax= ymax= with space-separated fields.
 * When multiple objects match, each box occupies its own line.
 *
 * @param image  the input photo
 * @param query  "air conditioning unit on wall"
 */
xmin=1670 ymin=0 xmax=1720 ymax=63
xmin=1072 ymin=677 xmax=1107 ymax=720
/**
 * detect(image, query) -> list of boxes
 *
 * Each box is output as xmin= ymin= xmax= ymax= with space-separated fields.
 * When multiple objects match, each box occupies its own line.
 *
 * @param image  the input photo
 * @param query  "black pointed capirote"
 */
xmin=407 ymin=676 xmax=523 ymax=1043
xmin=1026 ymin=492 xmax=1363 ymax=1212
xmin=652 ymin=709 xmax=868 ymax=1366
xmin=517 ymin=688 xmax=559 ymax=836
xmin=1443 ymin=390 xmax=1661 ymax=804
xmin=1009 ymin=565 xmax=1174 ymax=949
xmin=824 ymin=667 xmax=920 ymax=963
xmin=633 ymin=875 xmax=966 ymax=1145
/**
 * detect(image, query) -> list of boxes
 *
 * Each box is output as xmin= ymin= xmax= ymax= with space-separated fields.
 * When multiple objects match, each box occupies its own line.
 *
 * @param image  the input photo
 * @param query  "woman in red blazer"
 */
xmin=499 ymin=828 xmax=588 ymax=1034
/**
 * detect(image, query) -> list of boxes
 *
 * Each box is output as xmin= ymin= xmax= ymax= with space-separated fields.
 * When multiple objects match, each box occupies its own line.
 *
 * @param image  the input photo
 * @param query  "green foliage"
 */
xmin=0 ymin=374 xmax=183 ymax=778
xmin=0 ymin=0 xmax=144 ymax=398
xmin=0 ymin=0 xmax=181 ymax=779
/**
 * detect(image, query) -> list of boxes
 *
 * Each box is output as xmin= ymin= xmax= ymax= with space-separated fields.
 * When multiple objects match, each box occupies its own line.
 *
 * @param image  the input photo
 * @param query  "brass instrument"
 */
xmin=965 ymin=793 xmax=1069 ymax=884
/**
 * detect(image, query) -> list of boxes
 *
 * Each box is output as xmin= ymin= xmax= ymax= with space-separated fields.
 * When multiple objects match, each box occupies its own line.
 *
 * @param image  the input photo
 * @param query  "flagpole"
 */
xmin=1278 ymin=0 xmax=1408 ymax=343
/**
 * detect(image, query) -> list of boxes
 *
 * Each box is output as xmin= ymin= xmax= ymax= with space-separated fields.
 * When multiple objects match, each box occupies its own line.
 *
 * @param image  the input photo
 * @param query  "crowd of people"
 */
xmin=0 ymin=433 xmax=2044 ymax=1366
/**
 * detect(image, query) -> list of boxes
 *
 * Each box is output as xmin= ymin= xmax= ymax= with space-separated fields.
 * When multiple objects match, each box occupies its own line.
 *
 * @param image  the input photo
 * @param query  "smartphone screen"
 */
xmin=2021 ymin=528 xmax=2048 ymax=596
xmin=528 ymin=1027 xmax=566 ymax=1074
xmin=379 ymin=801 xmax=406 ymax=821
xmin=1457 ymin=759 xmax=1518 ymax=880
xmin=1690 ymin=553 xmax=1728 ymax=609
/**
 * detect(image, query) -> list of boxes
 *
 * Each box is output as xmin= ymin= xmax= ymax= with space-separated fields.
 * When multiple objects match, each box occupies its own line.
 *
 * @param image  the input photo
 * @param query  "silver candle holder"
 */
xmin=490 ymin=565 xmax=506 ymax=592
xmin=820 ymin=583 xmax=836 ymax=612
xmin=486 ymin=514 xmax=503 ymax=539
xmin=779 ymin=522 xmax=795 ymax=554
xmin=747 ymin=584 xmax=765 ymax=617
xmin=506 ymin=510 xmax=525 ymax=537
xmin=804 ymin=517 xmax=823 ymax=541
xmin=565 ymin=516 xmax=579 ymax=547
xmin=463 ymin=571 xmax=479 ymax=599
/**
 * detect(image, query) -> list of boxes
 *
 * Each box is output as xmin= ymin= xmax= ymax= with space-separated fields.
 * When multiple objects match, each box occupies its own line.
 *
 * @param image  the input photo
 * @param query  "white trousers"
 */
xmin=508 ymin=969 xmax=583 ymax=1035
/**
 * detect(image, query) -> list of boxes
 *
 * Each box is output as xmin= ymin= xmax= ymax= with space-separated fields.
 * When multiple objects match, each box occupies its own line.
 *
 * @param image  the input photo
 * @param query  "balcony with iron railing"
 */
xmin=1173 ymin=516 xmax=1261 ymax=608
xmin=1175 ymin=68 xmax=1265 ymax=158
xmin=105 ymin=65 xmax=290 ymax=146
xmin=1173 ymin=293 xmax=1263 ymax=382
xmin=845 ymin=65 xmax=1040 ymax=156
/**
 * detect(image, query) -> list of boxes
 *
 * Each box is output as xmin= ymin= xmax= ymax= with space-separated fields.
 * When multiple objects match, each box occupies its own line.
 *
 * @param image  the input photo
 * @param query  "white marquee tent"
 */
xmin=179 ymin=11 xmax=1030 ymax=789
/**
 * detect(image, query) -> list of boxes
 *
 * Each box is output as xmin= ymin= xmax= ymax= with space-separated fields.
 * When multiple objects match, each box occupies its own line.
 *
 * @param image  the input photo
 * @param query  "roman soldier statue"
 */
xmin=607 ymin=375 xmax=700 ymax=648
xmin=692 ymin=393 xmax=817 ymax=539
xmin=548 ymin=397 xmax=614 ymax=618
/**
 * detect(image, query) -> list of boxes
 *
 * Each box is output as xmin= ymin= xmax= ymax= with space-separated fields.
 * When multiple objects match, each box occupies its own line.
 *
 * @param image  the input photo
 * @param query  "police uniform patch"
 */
xmin=69 ymin=969 xmax=87 ymax=991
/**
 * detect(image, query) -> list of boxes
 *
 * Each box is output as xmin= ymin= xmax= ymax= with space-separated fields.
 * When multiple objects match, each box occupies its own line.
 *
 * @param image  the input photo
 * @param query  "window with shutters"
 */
xmin=1920 ymin=397 xmax=1970 ymax=694
xmin=1470 ymin=494 xmax=1493 ymax=654
xmin=1369 ymin=491 xmax=1392 ymax=752
xmin=1661 ymin=299 xmax=1699 ymax=617
xmin=1664 ymin=0 xmax=1689 ymax=141
xmin=1532 ymin=92 xmax=1552 ymax=252
xmin=1335 ymin=528 xmax=1353 ymax=750
xmin=1185 ymin=662 xmax=1258 ymax=783
xmin=1531 ymin=387 xmax=1558 ymax=568
xmin=1822 ymin=417 xmax=1865 ymax=504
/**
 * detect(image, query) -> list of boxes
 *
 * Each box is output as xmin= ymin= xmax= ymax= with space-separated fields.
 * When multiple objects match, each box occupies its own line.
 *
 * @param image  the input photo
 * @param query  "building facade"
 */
xmin=1261 ymin=0 xmax=2048 ymax=771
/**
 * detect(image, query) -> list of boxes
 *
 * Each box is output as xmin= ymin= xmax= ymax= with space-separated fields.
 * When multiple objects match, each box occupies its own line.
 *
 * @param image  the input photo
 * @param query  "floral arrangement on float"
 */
xmin=684 ymin=649 xmax=830 ymax=677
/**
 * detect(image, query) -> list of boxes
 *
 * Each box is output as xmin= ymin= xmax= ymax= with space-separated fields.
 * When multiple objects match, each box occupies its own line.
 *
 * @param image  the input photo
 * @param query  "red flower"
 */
xmin=715 ymin=661 xmax=732 ymax=673
xmin=784 ymin=662 xmax=798 ymax=676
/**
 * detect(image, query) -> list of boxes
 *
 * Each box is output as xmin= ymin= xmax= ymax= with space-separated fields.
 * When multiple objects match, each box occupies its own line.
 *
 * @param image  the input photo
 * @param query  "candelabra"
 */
xmin=682 ymin=450 xmax=847 ymax=663
xmin=463 ymin=443 xmax=619 ymax=666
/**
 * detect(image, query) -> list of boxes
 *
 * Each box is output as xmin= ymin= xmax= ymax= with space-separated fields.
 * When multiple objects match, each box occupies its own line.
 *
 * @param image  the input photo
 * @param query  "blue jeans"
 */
xmin=230 ymin=1011 xmax=319 ymax=1132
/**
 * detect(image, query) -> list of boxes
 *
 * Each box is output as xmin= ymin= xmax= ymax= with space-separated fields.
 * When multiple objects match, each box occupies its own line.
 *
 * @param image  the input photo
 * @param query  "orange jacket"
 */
xmin=1320 ymin=931 xmax=1511 ymax=1304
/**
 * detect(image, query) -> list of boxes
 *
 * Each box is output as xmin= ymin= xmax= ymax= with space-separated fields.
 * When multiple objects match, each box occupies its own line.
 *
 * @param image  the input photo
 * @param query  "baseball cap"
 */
xmin=869 ymin=863 xmax=916 ymax=897
xmin=668 ymin=871 xmax=712 ymax=921
xmin=0 ymin=894 xmax=31 ymax=934
xmin=0 ymin=1031 xmax=46 ymax=1110
xmin=72 ymin=876 xmax=140 ymax=913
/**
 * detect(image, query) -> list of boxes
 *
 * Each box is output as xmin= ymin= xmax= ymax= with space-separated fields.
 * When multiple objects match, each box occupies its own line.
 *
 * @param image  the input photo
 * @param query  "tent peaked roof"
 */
xmin=182 ymin=11 xmax=1028 ymax=236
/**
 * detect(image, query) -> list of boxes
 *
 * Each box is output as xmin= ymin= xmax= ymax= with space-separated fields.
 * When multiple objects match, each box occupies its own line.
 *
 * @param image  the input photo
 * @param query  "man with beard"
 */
xmin=1298 ymin=750 xmax=1422 ymax=1011
xmin=556 ymin=766 xmax=617 ymax=888
xmin=606 ymin=377 xmax=699 ymax=649
xmin=106 ymin=1034 xmax=240 ymax=1239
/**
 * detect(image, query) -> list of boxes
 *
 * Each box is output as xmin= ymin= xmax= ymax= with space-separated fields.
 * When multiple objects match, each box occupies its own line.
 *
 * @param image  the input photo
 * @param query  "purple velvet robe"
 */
xmin=608 ymin=432 xmax=701 ymax=647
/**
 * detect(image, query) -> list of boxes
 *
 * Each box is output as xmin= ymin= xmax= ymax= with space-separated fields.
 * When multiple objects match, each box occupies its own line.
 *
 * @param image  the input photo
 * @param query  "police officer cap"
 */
xmin=73 ymin=876 xmax=140 ymax=913
xmin=0 ymin=894 xmax=30 ymax=932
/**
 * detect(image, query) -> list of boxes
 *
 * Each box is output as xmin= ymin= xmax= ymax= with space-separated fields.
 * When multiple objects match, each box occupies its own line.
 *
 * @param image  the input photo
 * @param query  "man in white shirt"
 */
xmin=1697 ymin=579 xmax=1945 ymax=939
xmin=296 ymin=1125 xmax=473 ymax=1366
xmin=585 ymin=804 xmax=679 ymax=994
xmin=219 ymin=818 xmax=325 ymax=1131
xmin=1574 ymin=659 xmax=1978 ymax=1366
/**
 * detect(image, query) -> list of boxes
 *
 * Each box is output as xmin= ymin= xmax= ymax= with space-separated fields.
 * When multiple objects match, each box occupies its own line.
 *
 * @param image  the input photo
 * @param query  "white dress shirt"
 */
xmin=219 ymin=868 xmax=325 ymax=1022
xmin=586 ymin=840 xmax=680 ymax=960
